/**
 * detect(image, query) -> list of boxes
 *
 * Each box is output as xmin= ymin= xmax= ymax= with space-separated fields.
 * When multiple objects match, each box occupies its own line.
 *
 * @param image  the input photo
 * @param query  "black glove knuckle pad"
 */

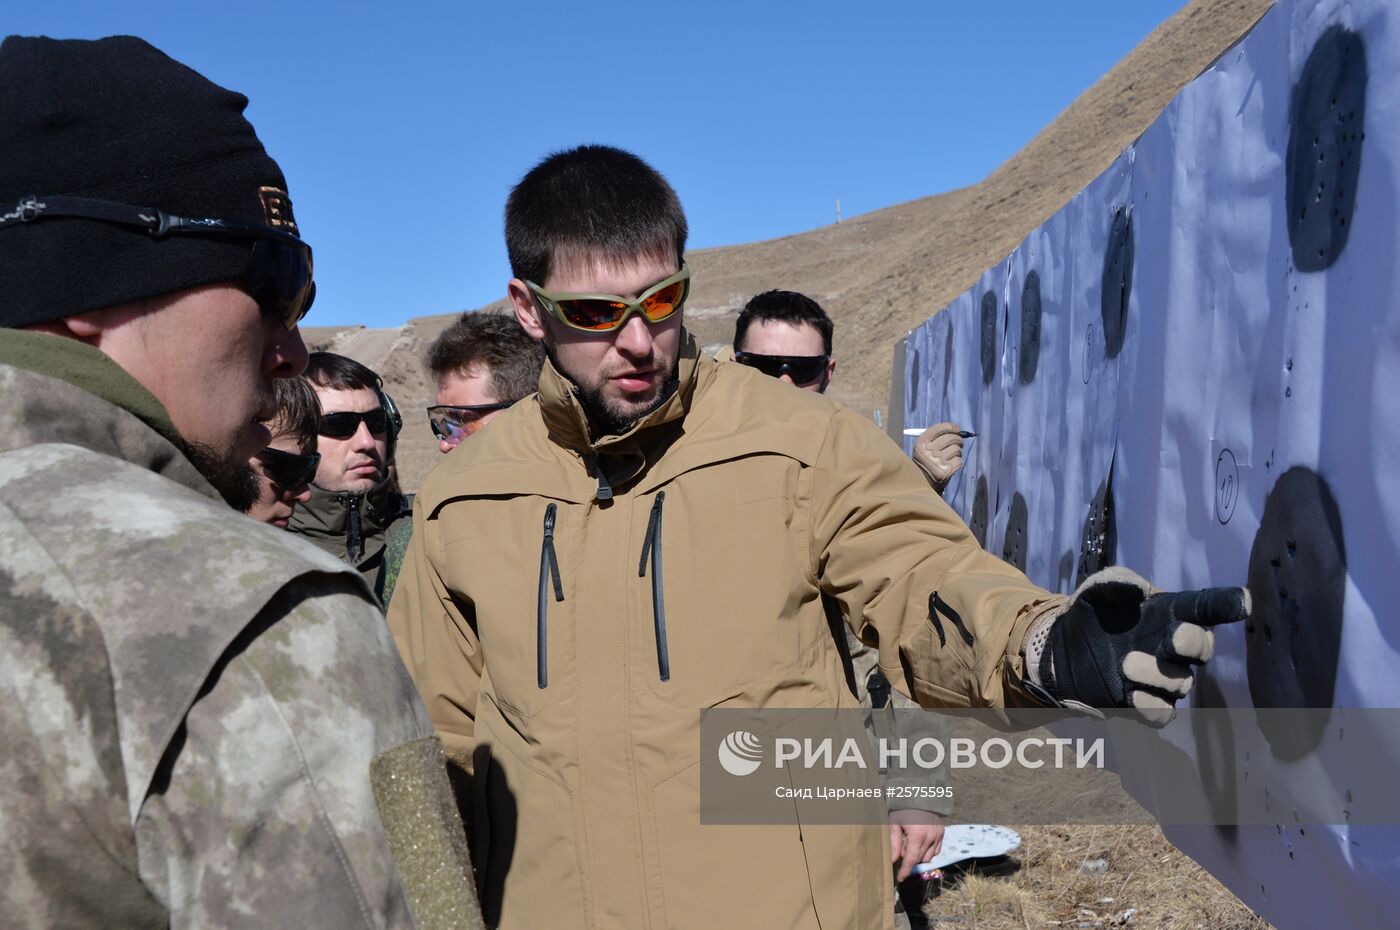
xmin=1048 ymin=587 xmax=1175 ymax=708
xmin=1044 ymin=577 xmax=1247 ymax=710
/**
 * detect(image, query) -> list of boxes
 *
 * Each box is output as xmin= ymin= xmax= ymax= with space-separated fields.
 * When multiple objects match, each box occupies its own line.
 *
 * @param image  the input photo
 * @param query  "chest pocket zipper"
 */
xmin=927 ymin=591 xmax=975 ymax=649
xmin=538 ymin=503 xmax=564 ymax=688
xmin=638 ymin=491 xmax=669 ymax=682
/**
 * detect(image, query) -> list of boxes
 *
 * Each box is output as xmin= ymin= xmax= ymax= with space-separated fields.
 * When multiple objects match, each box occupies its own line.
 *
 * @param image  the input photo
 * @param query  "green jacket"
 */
xmin=290 ymin=476 xmax=411 ymax=602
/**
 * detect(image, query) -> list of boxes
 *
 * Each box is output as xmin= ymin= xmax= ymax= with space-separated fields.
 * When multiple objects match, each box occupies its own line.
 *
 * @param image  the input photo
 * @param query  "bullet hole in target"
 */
xmin=1002 ymin=492 xmax=1029 ymax=573
xmin=970 ymin=476 xmax=989 ymax=549
xmin=1286 ymin=25 xmax=1367 ymax=272
xmin=1246 ymin=466 xmax=1346 ymax=761
xmin=1077 ymin=475 xmax=1116 ymax=588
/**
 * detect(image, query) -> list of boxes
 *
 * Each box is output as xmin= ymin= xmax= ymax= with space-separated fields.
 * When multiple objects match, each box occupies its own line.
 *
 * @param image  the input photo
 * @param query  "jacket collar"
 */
xmin=538 ymin=330 xmax=704 ymax=451
xmin=293 ymin=471 xmax=407 ymax=563
xmin=537 ymin=332 xmax=711 ymax=495
xmin=0 ymin=329 xmax=216 ymax=500
xmin=297 ymin=473 xmax=403 ymax=534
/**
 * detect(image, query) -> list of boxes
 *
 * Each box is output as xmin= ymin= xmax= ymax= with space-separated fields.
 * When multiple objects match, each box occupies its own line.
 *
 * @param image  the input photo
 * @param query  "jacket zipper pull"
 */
xmin=925 ymin=592 xmax=947 ymax=648
xmin=346 ymin=495 xmax=364 ymax=562
xmin=591 ymin=454 xmax=614 ymax=501
xmin=928 ymin=591 xmax=974 ymax=648
xmin=639 ymin=491 xmax=669 ymax=682
xmin=538 ymin=503 xmax=564 ymax=688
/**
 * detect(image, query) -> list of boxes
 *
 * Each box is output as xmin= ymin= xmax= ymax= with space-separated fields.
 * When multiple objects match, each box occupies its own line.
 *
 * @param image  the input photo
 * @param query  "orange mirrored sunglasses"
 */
xmin=525 ymin=264 xmax=690 ymax=333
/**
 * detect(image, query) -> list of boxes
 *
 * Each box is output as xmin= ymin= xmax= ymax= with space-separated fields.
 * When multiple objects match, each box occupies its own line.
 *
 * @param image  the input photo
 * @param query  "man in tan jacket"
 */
xmin=389 ymin=145 xmax=1249 ymax=930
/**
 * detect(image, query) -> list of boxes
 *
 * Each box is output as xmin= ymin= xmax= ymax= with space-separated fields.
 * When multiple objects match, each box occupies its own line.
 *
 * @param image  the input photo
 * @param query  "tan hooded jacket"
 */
xmin=389 ymin=335 xmax=1066 ymax=930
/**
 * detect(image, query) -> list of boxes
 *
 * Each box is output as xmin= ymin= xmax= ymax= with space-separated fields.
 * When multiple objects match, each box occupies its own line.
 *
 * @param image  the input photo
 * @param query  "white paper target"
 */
xmin=895 ymin=0 xmax=1400 ymax=924
xmin=915 ymin=824 xmax=1022 ymax=872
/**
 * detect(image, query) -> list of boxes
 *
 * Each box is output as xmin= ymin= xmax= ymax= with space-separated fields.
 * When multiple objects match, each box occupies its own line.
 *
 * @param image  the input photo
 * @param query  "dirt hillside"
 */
xmin=305 ymin=0 xmax=1271 ymax=493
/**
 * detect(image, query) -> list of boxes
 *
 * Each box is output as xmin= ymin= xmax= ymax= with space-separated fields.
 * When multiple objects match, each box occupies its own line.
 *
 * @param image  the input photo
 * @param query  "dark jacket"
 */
xmin=290 ymin=475 xmax=411 ymax=602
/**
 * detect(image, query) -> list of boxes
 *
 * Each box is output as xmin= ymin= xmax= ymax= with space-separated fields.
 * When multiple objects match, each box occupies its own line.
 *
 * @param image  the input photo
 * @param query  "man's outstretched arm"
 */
xmin=811 ymin=408 xmax=1246 ymax=713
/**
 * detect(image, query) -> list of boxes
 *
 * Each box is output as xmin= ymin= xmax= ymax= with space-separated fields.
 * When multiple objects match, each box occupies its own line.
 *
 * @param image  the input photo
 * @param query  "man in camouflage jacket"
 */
xmin=0 ymin=36 xmax=479 ymax=929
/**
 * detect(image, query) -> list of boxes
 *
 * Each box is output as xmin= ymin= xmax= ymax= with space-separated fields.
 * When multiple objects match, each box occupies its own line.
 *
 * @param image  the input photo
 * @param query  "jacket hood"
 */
xmin=0 ymin=329 xmax=216 ymax=500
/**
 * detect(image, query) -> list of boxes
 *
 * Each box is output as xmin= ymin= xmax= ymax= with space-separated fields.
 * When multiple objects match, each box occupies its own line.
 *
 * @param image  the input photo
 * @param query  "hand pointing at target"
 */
xmin=1023 ymin=567 xmax=1250 ymax=720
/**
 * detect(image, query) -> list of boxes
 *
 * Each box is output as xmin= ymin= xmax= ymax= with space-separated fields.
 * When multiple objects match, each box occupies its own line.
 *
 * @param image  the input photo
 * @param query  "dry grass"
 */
xmin=921 ymin=825 xmax=1274 ymax=930
xmin=940 ymin=872 xmax=1050 ymax=928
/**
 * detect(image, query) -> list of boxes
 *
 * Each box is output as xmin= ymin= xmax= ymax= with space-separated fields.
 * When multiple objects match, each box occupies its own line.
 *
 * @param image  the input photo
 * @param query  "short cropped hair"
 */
xmin=303 ymin=351 xmax=383 ymax=394
xmin=426 ymin=312 xmax=545 ymax=405
xmin=505 ymin=144 xmax=688 ymax=286
xmin=734 ymin=290 xmax=835 ymax=356
xmin=269 ymin=376 xmax=321 ymax=453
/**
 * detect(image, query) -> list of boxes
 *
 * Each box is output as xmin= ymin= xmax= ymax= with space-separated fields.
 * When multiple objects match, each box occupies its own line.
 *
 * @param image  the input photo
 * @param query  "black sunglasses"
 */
xmin=256 ymin=446 xmax=320 ymax=489
xmin=427 ymin=403 xmax=511 ymax=444
xmin=319 ymin=408 xmax=390 ymax=439
xmin=0 ymin=194 xmax=315 ymax=329
xmin=734 ymin=351 xmax=830 ymax=385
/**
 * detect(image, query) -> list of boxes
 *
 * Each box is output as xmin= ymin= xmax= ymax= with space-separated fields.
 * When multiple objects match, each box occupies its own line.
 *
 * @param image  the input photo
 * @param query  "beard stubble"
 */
xmin=183 ymin=439 xmax=261 ymax=513
xmin=544 ymin=341 xmax=680 ymax=438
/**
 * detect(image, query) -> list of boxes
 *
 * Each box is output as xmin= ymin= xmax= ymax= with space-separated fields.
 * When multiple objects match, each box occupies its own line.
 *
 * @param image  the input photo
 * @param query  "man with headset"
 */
xmin=290 ymin=351 xmax=411 ymax=601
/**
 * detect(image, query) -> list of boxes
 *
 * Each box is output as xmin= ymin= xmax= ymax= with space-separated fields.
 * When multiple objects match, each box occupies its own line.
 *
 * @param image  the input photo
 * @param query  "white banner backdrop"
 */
xmin=898 ymin=0 xmax=1400 ymax=925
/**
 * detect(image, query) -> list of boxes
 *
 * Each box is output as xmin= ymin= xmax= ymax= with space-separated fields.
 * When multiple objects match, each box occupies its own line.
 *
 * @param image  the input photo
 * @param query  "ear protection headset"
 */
xmin=372 ymin=375 xmax=404 ymax=462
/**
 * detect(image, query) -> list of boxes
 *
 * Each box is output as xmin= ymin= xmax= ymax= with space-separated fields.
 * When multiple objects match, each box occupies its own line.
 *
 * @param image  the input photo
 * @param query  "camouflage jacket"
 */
xmin=0 ymin=332 xmax=480 ymax=929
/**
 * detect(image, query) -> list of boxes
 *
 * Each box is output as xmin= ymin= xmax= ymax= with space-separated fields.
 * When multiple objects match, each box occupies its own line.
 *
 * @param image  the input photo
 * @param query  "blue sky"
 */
xmin=10 ymin=1 xmax=1185 ymax=328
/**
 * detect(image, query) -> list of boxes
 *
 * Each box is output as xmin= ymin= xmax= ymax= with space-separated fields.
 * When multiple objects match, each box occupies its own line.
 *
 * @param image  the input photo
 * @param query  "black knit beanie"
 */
xmin=0 ymin=35 xmax=300 ymax=328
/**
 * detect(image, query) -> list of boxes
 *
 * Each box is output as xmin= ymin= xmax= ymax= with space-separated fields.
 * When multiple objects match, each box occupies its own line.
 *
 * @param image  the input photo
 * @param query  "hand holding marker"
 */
xmin=904 ymin=429 xmax=976 ymax=439
xmin=906 ymin=423 xmax=972 ymax=496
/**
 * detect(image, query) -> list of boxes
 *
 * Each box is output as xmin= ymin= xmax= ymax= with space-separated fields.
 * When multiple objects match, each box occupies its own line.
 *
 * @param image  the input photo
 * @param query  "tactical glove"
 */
xmin=1022 ymin=567 xmax=1250 ymax=716
xmin=912 ymin=423 xmax=966 ymax=496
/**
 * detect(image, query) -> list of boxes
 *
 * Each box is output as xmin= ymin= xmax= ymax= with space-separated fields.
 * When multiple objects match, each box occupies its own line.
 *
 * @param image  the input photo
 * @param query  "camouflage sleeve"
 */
xmin=880 ymin=705 xmax=955 ymax=817
xmin=378 ymin=519 xmax=414 ymax=610
xmin=0 ymin=507 xmax=165 ymax=928
xmin=134 ymin=573 xmax=477 ymax=929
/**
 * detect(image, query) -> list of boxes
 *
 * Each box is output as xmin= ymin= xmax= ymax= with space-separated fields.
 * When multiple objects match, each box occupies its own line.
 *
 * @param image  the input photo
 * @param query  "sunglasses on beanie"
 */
xmin=525 ymin=264 xmax=690 ymax=333
xmin=0 ymin=194 xmax=316 ymax=329
xmin=318 ymin=408 xmax=390 ymax=439
xmin=734 ymin=351 xmax=830 ymax=385
xmin=427 ymin=403 xmax=511 ymax=445
xmin=255 ymin=446 xmax=320 ymax=489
